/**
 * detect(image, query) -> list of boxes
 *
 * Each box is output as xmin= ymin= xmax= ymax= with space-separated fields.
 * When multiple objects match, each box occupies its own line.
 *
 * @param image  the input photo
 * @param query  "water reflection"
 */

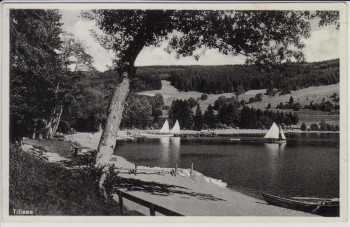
xmin=264 ymin=143 xmax=286 ymax=184
xmin=264 ymin=143 xmax=286 ymax=155
xmin=158 ymin=137 xmax=181 ymax=164
xmin=171 ymin=137 xmax=181 ymax=148
xmin=159 ymin=137 xmax=170 ymax=161
xmin=171 ymin=137 xmax=181 ymax=163
xmin=159 ymin=137 xmax=170 ymax=147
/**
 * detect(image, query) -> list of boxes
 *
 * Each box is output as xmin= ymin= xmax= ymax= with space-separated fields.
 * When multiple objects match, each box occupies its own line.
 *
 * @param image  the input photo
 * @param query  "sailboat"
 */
xmin=170 ymin=120 xmax=181 ymax=136
xmin=264 ymin=122 xmax=287 ymax=143
xmin=141 ymin=119 xmax=179 ymax=138
xmin=159 ymin=119 xmax=172 ymax=135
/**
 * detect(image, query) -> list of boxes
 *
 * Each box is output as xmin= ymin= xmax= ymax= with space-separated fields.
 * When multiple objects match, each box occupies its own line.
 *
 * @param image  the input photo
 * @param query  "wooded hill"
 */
xmin=167 ymin=59 xmax=339 ymax=94
xmin=62 ymin=59 xmax=339 ymax=132
xmin=93 ymin=59 xmax=339 ymax=95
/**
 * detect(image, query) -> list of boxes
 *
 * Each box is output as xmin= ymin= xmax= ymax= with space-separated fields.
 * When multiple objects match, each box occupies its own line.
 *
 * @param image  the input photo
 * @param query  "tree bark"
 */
xmin=48 ymin=106 xmax=63 ymax=139
xmin=45 ymin=83 xmax=61 ymax=139
xmin=95 ymin=74 xmax=130 ymax=199
xmin=94 ymin=30 xmax=147 ymax=199
xmin=95 ymin=74 xmax=130 ymax=168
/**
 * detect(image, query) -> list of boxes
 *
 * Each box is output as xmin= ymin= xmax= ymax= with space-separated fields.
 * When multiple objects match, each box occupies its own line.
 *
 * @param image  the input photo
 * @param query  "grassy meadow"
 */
xmin=138 ymin=80 xmax=339 ymax=126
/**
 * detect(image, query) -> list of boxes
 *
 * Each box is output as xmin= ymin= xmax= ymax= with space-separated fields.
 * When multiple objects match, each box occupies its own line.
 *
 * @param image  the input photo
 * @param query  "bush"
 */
xmin=58 ymin=120 xmax=70 ymax=133
xmin=309 ymin=123 xmax=319 ymax=131
xmin=255 ymin=93 xmax=263 ymax=102
xmin=201 ymin=93 xmax=208 ymax=100
xmin=300 ymin=123 xmax=307 ymax=131
xmin=249 ymin=97 xmax=256 ymax=103
xmin=277 ymin=102 xmax=284 ymax=109
xmin=9 ymin=145 xmax=120 ymax=215
xmin=293 ymin=103 xmax=302 ymax=111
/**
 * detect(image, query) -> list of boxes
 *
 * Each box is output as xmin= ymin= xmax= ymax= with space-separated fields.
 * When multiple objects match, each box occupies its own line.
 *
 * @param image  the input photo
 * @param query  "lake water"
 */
xmin=114 ymin=133 xmax=339 ymax=199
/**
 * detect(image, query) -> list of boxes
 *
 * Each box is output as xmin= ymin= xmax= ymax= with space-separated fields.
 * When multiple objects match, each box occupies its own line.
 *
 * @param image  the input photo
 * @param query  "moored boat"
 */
xmin=229 ymin=137 xmax=241 ymax=141
xmin=261 ymin=192 xmax=339 ymax=216
xmin=170 ymin=120 xmax=181 ymax=136
xmin=141 ymin=119 xmax=181 ymax=138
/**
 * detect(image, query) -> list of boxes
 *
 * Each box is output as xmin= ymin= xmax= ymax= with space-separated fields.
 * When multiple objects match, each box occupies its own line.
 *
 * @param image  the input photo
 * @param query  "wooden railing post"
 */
xmin=150 ymin=204 xmax=156 ymax=216
xmin=175 ymin=164 xmax=177 ymax=177
xmin=190 ymin=163 xmax=193 ymax=179
xmin=118 ymin=192 xmax=124 ymax=215
xmin=115 ymin=189 xmax=183 ymax=216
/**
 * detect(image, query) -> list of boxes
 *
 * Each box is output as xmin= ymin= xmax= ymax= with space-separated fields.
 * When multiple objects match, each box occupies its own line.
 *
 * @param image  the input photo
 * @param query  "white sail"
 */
xmin=264 ymin=122 xmax=280 ymax=139
xmin=170 ymin=120 xmax=181 ymax=134
xmin=279 ymin=127 xmax=286 ymax=140
xmin=159 ymin=119 xmax=170 ymax=133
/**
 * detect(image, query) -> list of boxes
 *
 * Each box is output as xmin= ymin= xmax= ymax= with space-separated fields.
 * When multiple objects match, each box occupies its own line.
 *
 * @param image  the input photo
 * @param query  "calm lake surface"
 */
xmin=114 ymin=133 xmax=339 ymax=199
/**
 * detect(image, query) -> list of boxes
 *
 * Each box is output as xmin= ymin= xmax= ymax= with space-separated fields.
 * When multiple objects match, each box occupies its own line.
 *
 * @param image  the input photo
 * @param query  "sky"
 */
xmin=59 ymin=10 xmax=340 ymax=72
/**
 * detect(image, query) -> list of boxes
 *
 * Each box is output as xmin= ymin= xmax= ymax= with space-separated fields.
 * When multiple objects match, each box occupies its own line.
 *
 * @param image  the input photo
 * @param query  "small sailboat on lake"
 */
xmin=264 ymin=122 xmax=286 ymax=144
xmin=142 ymin=119 xmax=181 ymax=138
xmin=170 ymin=120 xmax=181 ymax=136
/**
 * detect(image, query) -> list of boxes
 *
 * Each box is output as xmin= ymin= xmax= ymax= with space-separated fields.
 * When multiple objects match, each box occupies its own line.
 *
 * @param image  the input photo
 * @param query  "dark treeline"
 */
xmin=79 ymin=68 xmax=162 ymax=92
xmin=60 ymin=68 xmax=165 ymax=132
xmin=63 ymin=91 xmax=166 ymax=132
xmin=62 ymin=70 xmax=165 ymax=132
xmin=168 ymin=97 xmax=299 ymax=130
xmin=301 ymin=120 xmax=339 ymax=132
xmin=67 ymin=90 xmax=301 ymax=132
xmin=24 ymin=57 xmax=338 ymax=134
xmin=167 ymin=59 xmax=339 ymax=94
xmin=277 ymin=93 xmax=339 ymax=113
xmin=239 ymin=107 xmax=299 ymax=129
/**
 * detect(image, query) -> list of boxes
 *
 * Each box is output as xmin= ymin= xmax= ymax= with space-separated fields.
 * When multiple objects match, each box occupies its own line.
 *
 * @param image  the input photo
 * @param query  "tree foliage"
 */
xmin=193 ymin=105 xmax=203 ymax=131
xmin=301 ymin=122 xmax=307 ymax=131
xmin=60 ymin=32 xmax=94 ymax=72
xmin=82 ymin=10 xmax=318 ymax=73
xmin=203 ymin=104 xmax=217 ymax=128
xmin=121 ymin=93 xmax=153 ymax=129
xmin=169 ymin=99 xmax=194 ymax=129
xmin=10 ymin=9 xmax=67 ymax=140
xmin=239 ymin=106 xmax=300 ymax=129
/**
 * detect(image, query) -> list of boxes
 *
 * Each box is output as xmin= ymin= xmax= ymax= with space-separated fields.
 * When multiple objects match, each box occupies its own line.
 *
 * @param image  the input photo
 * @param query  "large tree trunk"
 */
xmin=95 ymin=74 xmax=130 ymax=168
xmin=45 ymin=83 xmax=61 ymax=139
xmin=48 ymin=106 xmax=63 ymax=139
xmin=94 ymin=33 xmax=146 ymax=199
xmin=95 ymin=74 xmax=130 ymax=199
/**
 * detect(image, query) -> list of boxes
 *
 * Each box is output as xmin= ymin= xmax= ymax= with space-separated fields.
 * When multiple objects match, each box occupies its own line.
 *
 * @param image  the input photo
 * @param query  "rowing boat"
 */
xmin=261 ymin=192 xmax=339 ymax=216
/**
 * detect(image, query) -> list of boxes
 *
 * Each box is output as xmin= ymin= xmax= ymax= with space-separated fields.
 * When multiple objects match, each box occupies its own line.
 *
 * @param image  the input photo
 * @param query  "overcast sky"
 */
xmin=59 ymin=10 xmax=340 ymax=72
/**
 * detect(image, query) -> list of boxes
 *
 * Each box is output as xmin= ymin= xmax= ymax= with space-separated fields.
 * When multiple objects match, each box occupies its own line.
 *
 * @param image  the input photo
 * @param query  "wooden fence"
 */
xmin=116 ymin=190 xmax=184 ymax=216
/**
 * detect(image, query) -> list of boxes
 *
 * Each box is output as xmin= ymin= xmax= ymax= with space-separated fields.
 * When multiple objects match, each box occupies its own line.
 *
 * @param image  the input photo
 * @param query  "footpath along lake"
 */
xmin=114 ymin=133 xmax=339 ymax=199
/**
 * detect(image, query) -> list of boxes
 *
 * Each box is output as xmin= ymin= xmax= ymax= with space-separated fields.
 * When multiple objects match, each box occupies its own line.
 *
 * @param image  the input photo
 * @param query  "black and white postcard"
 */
xmin=1 ymin=1 xmax=347 ymax=223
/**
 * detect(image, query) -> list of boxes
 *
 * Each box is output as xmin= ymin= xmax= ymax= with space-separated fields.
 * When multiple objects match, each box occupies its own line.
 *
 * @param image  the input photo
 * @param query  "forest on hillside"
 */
xmin=60 ymin=59 xmax=340 ymax=132
xmin=73 ymin=59 xmax=339 ymax=97
xmin=94 ymin=59 xmax=339 ymax=95
xmin=168 ymin=59 xmax=339 ymax=95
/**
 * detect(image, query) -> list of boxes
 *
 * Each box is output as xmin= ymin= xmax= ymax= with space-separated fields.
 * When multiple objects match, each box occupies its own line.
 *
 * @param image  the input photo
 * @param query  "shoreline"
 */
xmin=123 ymin=128 xmax=340 ymax=136
xmin=64 ymin=132 xmax=228 ymax=188
xmin=63 ymin=132 xmax=316 ymax=216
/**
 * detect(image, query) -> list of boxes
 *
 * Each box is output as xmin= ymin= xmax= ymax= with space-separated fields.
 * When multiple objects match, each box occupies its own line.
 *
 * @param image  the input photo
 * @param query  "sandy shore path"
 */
xmin=113 ymin=173 xmax=314 ymax=216
xmin=65 ymin=132 xmax=315 ymax=216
